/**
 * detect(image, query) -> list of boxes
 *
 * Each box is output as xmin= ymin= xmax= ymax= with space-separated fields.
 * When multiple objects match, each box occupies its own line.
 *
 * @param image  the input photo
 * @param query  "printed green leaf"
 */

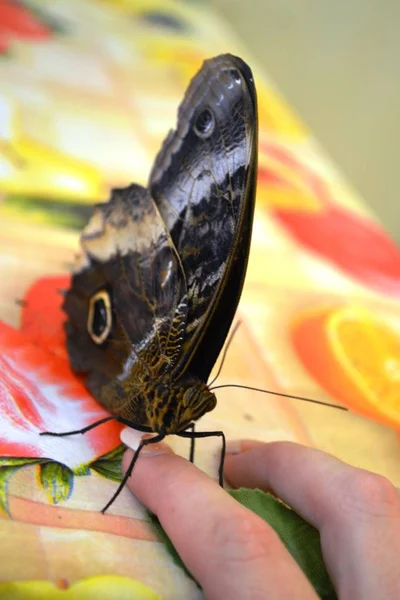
xmin=0 ymin=459 xmax=45 ymax=516
xmin=39 ymin=462 xmax=74 ymax=505
xmin=72 ymin=463 xmax=90 ymax=477
xmin=3 ymin=195 xmax=91 ymax=230
xmin=0 ymin=457 xmax=45 ymax=468
xmin=149 ymin=488 xmax=337 ymax=600
xmin=90 ymin=444 xmax=125 ymax=482
xmin=0 ymin=466 xmax=21 ymax=516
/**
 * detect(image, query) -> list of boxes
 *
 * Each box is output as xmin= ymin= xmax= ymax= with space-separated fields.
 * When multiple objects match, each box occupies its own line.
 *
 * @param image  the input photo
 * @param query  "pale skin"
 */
xmin=122 ymin=437 xmax=400 ymax=600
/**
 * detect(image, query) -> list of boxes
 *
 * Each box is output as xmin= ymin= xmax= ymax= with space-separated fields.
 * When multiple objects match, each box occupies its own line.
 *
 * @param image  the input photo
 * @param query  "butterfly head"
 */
xmin=146 ymin=378 xmax=217 ymax=435
xmin=179 ymin=381 xmax=217 ymax=428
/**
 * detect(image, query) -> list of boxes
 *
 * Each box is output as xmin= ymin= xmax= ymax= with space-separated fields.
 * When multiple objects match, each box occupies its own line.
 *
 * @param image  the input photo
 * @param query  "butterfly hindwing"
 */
xmin=63 ymin=184 xmax=188 ymax=421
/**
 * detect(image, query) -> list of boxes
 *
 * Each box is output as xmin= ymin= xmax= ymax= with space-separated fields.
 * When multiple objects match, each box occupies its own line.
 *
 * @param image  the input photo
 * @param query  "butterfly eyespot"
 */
xmin=87 ymin=290 xmax=112 ymax=345
xmin=193 ymin=108 xmax=214 ymax=138
xmin=229 ymin=69 xmax=241 ymax=84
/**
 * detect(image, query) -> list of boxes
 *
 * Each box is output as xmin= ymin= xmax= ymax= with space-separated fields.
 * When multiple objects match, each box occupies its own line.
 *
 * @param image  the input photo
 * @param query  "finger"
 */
xmin=121 ymin=429 xmax=318 ymax=600
xmin=225 ymin=440 xmax=400 ymax=600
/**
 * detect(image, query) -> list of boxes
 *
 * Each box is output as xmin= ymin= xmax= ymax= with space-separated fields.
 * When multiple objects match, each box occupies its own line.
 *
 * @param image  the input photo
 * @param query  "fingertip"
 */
xmin=225 ymin=438 xmax=266 ymax=456
xmin=120 ymin=428 xmax=176 ymax=500
xmin=224 ymin=440 xmax=266 ymax=476
xmin=224 ymin=440 xmax=297 ymax=489
xmin=224 ymin=439 xmax=268 ymax=485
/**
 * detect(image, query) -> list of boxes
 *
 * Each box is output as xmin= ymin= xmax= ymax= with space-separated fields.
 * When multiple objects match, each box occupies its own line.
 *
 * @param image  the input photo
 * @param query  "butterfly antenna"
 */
xmin=208 ymin=320 xmax=242 ymax=387
xmin=210 ymin=383 xmax=347 ymax=411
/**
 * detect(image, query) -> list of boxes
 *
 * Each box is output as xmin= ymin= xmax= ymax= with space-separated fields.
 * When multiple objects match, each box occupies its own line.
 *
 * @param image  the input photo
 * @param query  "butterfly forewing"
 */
xmin=149 ymin=54 xmax=258 ymax=381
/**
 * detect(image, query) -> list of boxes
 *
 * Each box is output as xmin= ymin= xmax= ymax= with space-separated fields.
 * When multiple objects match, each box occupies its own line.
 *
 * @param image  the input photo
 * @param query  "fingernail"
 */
xmin=120 ymin=427 xmax=143 ymax=450
xmin=225 ymin=439 xmax=243 ymax=455
xmin=120 ymin=427 xmax=173 ymax=456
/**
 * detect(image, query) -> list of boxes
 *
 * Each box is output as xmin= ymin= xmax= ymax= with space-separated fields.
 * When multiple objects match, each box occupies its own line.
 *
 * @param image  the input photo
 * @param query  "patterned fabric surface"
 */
xmin=1 ymin=1 xmax=400 ymax=597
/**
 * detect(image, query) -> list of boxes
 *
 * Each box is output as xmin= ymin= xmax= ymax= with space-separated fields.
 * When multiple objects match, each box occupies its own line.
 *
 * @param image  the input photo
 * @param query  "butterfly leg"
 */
xmin=40 ymin=416 xmax=117 ymax=437
xmin=101 ymin=432 xmax=165 ymax=513
xmin=177 ymin=430 xmax=226 ymax=487
xmin=184 ymin=423 xmax=196 ymax=463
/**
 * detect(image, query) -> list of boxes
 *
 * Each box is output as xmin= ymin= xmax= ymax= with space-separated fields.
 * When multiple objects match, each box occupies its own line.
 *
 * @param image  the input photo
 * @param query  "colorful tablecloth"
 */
xmin=1 ymin=1 xmax=400 ymax=598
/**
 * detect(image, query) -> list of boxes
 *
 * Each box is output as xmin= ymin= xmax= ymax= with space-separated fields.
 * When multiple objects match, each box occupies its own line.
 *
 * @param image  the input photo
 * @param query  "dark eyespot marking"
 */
xmin=229 ymin=68 xmax=241 ymax=84
xmin=193 ymin=108 xmax=214 ymax=138
xmin=88 ymin=290 xmax=112 ymax=345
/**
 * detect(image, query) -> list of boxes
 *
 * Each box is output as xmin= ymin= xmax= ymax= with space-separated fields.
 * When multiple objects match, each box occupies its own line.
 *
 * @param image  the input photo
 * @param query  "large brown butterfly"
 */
xmin=42 ymin=54 xmax=258 ymax=512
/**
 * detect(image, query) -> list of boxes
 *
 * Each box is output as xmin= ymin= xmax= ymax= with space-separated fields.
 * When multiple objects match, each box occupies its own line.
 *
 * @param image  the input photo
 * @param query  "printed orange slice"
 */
xmin=329 ymin=308 xmax=400 ymax=419
xmin=291 ymin=306 xmax=400 ymax=428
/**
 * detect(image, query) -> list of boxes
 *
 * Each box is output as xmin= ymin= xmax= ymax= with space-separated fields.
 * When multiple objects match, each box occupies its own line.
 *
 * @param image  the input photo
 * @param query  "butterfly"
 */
xmin=42 ymin=54 xmax=258 ymax=512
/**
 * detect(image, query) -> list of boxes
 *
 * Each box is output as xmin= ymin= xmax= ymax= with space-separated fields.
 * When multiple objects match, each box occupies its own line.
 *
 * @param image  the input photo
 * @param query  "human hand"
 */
xmin=122 ymin=435 xmax=400 ymax=600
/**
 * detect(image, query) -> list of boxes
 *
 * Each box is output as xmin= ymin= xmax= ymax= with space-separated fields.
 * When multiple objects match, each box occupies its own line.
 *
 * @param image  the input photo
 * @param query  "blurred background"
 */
xmin=1 ymin=0 xmax=399 ymax=239
xmin=214 ymin=0 xmax=400 ymax=241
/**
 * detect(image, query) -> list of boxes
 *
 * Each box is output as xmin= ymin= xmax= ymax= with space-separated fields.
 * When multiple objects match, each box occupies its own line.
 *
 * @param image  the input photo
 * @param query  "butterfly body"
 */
xmin=138 ymin=375 xmax=216 ymax=435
